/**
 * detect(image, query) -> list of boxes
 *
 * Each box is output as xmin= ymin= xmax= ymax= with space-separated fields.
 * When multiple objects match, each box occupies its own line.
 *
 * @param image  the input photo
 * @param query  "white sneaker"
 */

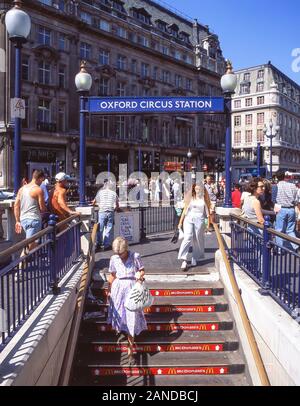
xmin=191 ymin=258 xmax=197 ymax=267
xmin=181 ymin=261 xmax=188 ymax=270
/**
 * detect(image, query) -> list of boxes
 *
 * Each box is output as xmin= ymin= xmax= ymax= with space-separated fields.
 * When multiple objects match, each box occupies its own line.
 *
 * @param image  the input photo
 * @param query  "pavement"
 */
xmin=94 ymin=231 xmax=219 ymax=276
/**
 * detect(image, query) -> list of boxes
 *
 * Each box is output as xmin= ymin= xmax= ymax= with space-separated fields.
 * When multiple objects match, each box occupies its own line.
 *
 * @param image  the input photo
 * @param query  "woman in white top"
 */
xmin=177 ymin=183 xmax=211 ymax=270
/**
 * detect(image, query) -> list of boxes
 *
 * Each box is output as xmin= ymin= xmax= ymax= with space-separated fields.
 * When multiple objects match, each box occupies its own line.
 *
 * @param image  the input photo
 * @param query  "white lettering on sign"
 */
xmin=119 ymin=214 xmax=134 ymax=242
xmin=11 ymin=98 xmax=26 ymax=119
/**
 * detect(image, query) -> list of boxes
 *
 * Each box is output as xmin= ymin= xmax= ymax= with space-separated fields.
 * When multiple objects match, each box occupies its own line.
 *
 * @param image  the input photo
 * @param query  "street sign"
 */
xmin=87 ymin=97 xmax=224 ymax=115
xmin=11 ymin=98 xmax=25 ymax=119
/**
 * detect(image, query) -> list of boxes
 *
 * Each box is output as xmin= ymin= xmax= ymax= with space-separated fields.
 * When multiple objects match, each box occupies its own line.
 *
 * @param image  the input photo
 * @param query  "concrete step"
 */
xmin=71 ymin=372 xmax=250 ymax=386
xmin=84 ymin=296 xmax=228 ymax=314
xmin=84 ymin=313 xmax=233 ymax=333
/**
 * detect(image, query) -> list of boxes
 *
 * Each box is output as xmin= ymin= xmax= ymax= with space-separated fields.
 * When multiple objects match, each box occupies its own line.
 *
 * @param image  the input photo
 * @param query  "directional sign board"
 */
xmin=11 ymin=98 xmax=25 ymax=119
xmin=87 ymin=97 xmax=224 ymax=115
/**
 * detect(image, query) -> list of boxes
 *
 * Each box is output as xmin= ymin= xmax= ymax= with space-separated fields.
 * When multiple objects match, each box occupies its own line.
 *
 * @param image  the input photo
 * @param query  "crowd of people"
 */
xmin=231 ymin=171 xmax=300 ymax=252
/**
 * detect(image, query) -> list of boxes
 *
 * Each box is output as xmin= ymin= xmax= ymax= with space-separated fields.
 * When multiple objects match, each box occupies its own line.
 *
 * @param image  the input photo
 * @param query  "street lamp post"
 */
xmin=220 ymin=61 xmax=237 ymax=208
xmin=75 ymin=61 xmax=92 ymax=206
xmin=263 ymin=119 xmax=280 ymax=180
xmin=5 ymin=0 xmax=31 ymax=195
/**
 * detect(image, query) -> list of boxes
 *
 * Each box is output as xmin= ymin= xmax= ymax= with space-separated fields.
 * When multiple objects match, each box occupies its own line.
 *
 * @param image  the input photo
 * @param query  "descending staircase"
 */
xmin=70 ymin=276 xmax=251 ymax=386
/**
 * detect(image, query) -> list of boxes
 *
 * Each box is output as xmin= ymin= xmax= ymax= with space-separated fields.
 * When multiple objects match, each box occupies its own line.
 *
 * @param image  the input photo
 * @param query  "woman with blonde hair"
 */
xmin=107 ymin=237 xmax=147 ymax=364
xmin=177 ymin=183 xmax=211 ymax=270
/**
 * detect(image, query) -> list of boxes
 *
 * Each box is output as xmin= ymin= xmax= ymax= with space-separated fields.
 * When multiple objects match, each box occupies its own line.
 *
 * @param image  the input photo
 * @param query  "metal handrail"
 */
xmin=213 ymin=221 xmax=270 ymax=386
xmin=58 ymin=222 xmax=98 ymax=386
xmin=231 ymin=214 xmax=300 ymax=246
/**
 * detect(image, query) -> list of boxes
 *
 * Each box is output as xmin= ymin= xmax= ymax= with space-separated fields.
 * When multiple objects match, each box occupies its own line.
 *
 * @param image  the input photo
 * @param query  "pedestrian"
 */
xmin=107 ymin=237 xmax=147 ymax=365
xmin=274 ymin=171 xmax=300 ymax=252
xmin=231 ymin=184 xmax=242 ymax=208
xmin=49 ymin=172 xmax=78 ymax=225
xmin=242 ymin=179 xmax=265 ymax=233
xmin=258 ymin=178 xmax=275 ymax=223
xmin=205 ymin=175 xmax=217 ymax=231
xmin=177 ymin=183 xmax=211 ymax=270
xmin=40 ymin=175 xmax=50 ymax=207
xmin=14 ymin=169 xmax=47 ymax=251
xmin=92 ymin=179 xmax=119 ymax=251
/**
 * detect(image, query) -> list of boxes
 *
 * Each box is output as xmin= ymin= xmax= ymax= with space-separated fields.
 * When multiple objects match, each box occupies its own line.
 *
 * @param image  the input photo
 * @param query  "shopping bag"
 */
xmin=125 ymin=281 xmax=154 ymax=312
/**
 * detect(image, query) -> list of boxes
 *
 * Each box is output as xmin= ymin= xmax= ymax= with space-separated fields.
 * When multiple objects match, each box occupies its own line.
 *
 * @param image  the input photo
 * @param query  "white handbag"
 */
xmin=125 ymin=281 xmax=154 ymax=312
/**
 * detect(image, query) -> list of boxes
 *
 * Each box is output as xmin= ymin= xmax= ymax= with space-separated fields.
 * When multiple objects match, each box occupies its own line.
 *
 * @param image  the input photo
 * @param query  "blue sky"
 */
xmin=161 ymin=0 xmax=300 ymax=84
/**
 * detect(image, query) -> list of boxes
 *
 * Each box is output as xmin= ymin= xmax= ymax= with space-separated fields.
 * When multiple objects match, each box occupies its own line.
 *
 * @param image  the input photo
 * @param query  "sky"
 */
xmin=158 ymin=0 xmax=300 ymax=84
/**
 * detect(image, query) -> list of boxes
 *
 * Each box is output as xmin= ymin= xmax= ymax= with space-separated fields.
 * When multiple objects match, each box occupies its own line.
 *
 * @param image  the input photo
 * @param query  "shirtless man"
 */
xmin=49 ymin=172 xmax=77 ymax=224
xmin=14 ymin=169 xmax=47 ymax=251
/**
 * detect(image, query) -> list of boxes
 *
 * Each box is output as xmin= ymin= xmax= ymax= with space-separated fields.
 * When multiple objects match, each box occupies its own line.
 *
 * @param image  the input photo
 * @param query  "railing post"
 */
xmin=259 ymin=216 xmax=271 ymax=296
xmin=140 ymin=204 xmax=147 ymax=241
xmin=48 ymin=214 xmax=61 ymax=295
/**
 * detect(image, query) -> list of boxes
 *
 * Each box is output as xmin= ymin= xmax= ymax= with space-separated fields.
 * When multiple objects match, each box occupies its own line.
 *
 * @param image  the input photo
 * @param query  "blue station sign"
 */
xmin=87 ymin=97 xmax=224 ymax=114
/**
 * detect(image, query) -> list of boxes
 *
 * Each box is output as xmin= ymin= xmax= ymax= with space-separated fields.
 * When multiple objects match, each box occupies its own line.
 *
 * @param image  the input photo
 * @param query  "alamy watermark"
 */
xmin=292 ymin=48 xmax=300 ymax=73
xmin=0 ymin=307 xmax=7 ymax=333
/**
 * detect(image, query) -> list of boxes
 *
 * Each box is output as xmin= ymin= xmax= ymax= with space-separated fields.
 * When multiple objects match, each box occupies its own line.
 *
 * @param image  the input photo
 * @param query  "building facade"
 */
xmin=0 ymin=0 xmax=226 ymax=190
xmin=232 ymin=62 xmax=300 ymax=181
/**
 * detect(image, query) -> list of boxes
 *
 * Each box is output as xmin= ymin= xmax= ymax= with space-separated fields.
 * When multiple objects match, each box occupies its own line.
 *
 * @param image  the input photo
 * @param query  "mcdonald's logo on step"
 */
xmin=168 ymin=368 xmax=177 ymax=375
xmin=201 ymin=344 xmax=210 ymax=351
xmin=205 ymin=367 xmax=215 ymax=375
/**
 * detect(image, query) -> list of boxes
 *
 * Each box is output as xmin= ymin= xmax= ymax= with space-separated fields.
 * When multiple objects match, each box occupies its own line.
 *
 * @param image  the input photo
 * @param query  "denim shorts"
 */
xmin=20 ymin=219 xmax=42 ymax=238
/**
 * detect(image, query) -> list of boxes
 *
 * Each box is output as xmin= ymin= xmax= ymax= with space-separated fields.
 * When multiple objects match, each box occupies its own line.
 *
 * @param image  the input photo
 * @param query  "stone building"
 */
xmin=232 ymin=62 xmax=300 ymax=181
xmin=0 ymin=0 xmax=226 ymax=190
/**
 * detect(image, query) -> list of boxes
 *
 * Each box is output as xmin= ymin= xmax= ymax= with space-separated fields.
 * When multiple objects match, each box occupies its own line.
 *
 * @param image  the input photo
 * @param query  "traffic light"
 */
xmin=218 ymin=160 xmax=225 ymax=172
xmin=214 ymin=158 xmax=221 ymax=171
xmin=58 ymin=160 xmax=65 ymax=172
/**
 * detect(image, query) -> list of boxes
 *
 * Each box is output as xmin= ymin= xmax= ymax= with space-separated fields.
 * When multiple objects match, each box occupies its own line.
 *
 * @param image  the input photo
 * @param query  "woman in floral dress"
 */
xmin=107 ymin=237 xmax=147 ymax=364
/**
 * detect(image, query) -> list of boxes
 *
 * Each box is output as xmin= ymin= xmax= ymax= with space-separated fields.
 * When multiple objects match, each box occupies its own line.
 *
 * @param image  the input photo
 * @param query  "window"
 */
xmin=234 ymin=131 xmax=241 ymax=145
xmin=153 ymin=67 xmax=159 ymax=80
xmin=117 ymin=55 xmax=126 ymax=70
xmin=162 ymin=70 xmax=170 ymax=84
xmin=256 ymin=96 xmax=264 ymax=105
xmin=38 ymin=99 xmax=50 ymax=123
xmin=175 ymin=51 xmax=181 ymax=60
xmin=22 ymin=56 xmax=29 ymax=81
xmin=162 ymin=46 xmax=169 ymax=55
xmin=257 ymin=82 xmax=264 ymax=92
xmin=99 ymin=49 xmax=109 ymax=65
xmin=244 ymin=72 xmax=250 ymax=81
xmin=131 ymin=59 xmax=137 ymax=74
xmin=58 ymin=66 xmax=65 ymax=88
xmin=139 ymin=36 xmax=149 ymax=47
xmin=245 ymin=130 xmax=253 ymax=144
xmin=186 ymin=79 xmax=192 ymax=91
xmin=99 ymin=78 xmax=109 ymax=96
xmin=99 ymin=20 xmax=110 ymax=32
xmin=80 ymin=11 xmax=92 ymax=24
xmin=22 ymin=97 xmax=29 ymax=128
xmin=257 ymin=112 xmax=265 ymax=125
xmin=257 ymin=129 xmax=264 ymax=142
xmin=175 ymin=74 xmax=182 ymax=88
xmin=245 ymin=114 xmax=253 ymax=125
xmin=186 ymin=55 xmax=192 ymax=64
xmin=99 ymin=116 xmax=109 ymax=138
xmin=38 ymin=26 xmax=51 ymax=45
xmin=116 ymin=82 xmax=126 ymax=97
xmin=169 ymin=25 xmax=179 ymax=38
xmin=141 ymin=63 xmax=149 ymax=78
xmin=234 ymin=116 xmax=241 ymax=126
xmin=59 ymin=34 xmax=66 ymax=51
xmin=240 ymin=84 xmax=250 ymax=94
xmin=80 ymin=42 xmax=91 ymax=60
xmin=116 ymin=26 xmax=127 ymax=38
xmin=157 ymin=20 xmax=167 ymax=32
xmin=234 ymin=100 xmax=241 ymax=108
xmin=180 ymin=32 xmax=190 ymax=43
xmin=245 ymin=98 xmax=252 ymax=107
xmin=116 ymin=116 xmax=125 ymax=139
xmin=257 ymin=69 xmax=264 ymax=79
xmin=58 ymin=103 xmax=66 ymax=132
xmin=38 ymin=61 xmax=51 ymax=85
xmin=162 ymin=121 xmax=170 ymax=145
xmin=132 ymin=9 xmax=151 ymax=25
xmin=58 ymin=0 xmax=65 ymax=11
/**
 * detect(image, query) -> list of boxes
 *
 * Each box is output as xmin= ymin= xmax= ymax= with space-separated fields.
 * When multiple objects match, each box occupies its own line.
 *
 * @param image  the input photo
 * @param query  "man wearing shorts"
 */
xmin=14 ymin=170 xmax=47 ymax=251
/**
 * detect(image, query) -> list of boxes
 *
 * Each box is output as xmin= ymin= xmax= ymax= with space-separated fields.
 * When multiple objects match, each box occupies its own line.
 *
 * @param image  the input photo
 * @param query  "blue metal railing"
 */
xmin=0 ymin=215 xmax=82 ymax=350
xmin=230 ymin=214 xmax=300 ymax=318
